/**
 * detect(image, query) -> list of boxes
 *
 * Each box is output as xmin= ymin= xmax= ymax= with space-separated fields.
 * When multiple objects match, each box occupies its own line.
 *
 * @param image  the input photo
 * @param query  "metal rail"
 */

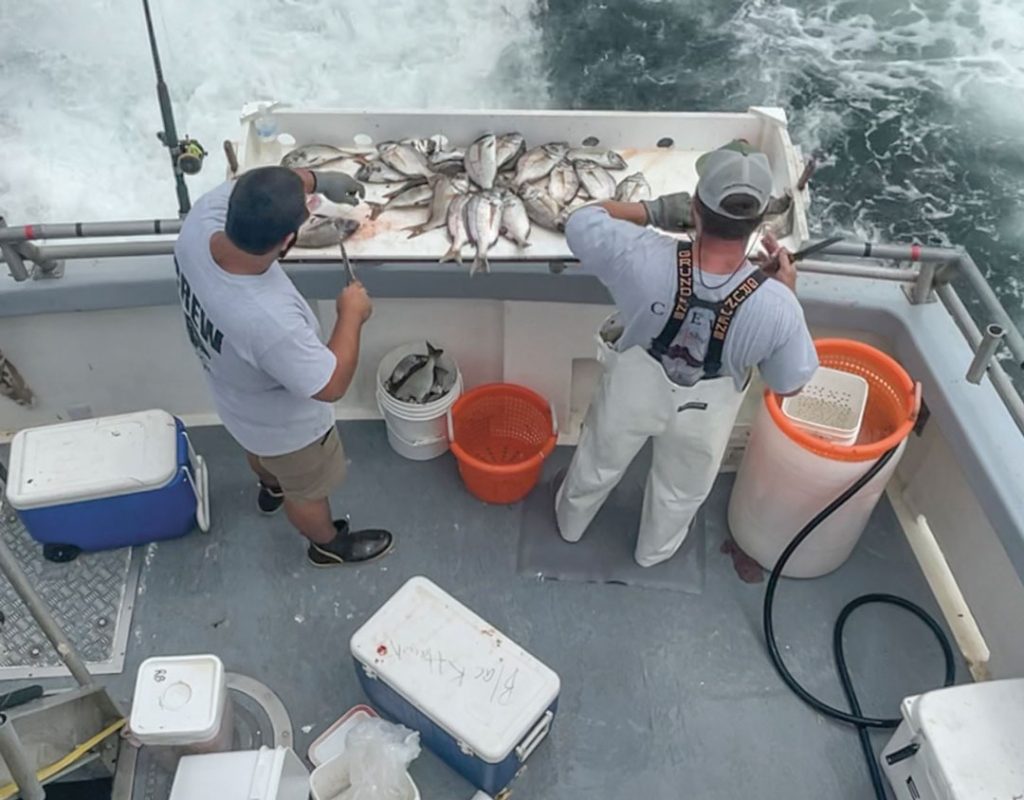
xmin=0 ymin=228 xmax=1021 ymax=422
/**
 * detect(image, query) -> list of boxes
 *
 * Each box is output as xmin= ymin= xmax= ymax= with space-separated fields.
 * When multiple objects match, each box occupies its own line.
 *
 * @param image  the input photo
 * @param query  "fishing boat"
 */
xmin=0 ymin=103 xmax=1021 ymax=800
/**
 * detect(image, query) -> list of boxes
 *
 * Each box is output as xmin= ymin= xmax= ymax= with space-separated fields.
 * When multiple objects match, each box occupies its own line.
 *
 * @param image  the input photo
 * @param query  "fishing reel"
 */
xmin=157 ymin=132 xmax=208 ymax=175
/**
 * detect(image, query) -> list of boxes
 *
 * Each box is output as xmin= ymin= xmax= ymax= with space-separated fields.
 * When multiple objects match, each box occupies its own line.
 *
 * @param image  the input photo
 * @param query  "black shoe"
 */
xmin=257 ymin=482 xmax=285 ymax=515
xmin=307 ymin=520 xmax=394 ymax=567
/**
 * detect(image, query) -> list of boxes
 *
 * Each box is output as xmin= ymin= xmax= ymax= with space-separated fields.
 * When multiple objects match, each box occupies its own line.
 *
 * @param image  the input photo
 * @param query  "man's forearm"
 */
xmin=292 ymin=169 xmax=316 ymax=194
xmin=596 ymin=200 xmax=649 ymax=226
xmin=318 ymin=316 xmax=362 ymax=402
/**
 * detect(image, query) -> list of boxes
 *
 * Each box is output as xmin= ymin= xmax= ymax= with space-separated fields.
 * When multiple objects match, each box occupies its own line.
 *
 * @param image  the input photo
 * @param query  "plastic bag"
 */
xmin=340 ymin=718 xmax=421 ymax=800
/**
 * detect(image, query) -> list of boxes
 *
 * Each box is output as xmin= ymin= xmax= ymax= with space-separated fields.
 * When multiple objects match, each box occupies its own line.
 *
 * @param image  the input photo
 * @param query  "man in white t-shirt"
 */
xmin=174 ymin=166 xmax=393 ymax=566
xmin=556 ymin=141 xmax=819 ymax=567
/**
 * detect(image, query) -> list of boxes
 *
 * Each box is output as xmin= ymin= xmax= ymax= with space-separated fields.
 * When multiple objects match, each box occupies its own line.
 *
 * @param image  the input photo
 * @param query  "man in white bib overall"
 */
xmin=556 ymin=142 xmax=819 ymax=567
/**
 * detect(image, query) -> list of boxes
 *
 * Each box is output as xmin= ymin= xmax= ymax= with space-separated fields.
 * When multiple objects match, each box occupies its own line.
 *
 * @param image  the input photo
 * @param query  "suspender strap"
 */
xmin=703 ymin=268 xmax=769 ymax=376
xmin=649 ymin=240 xmax=694 ymax=358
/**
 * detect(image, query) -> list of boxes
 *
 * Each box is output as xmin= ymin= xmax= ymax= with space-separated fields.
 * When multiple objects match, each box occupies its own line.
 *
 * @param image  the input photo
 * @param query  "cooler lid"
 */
xmin=909 ymin=678 xmax=1024 ymax=798
xmin=6 ymin=409 xmax=180 ymax=509
xmin=130 ymin=654 xmax=226 ymax=746
xmin=351 ymin=576 xmax=561 ymax=764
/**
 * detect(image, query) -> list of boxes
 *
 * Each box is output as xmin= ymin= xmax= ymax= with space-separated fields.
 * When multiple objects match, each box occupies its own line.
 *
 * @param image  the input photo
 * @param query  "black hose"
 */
xmin=763 ymin=447 xmax=957 ymax=799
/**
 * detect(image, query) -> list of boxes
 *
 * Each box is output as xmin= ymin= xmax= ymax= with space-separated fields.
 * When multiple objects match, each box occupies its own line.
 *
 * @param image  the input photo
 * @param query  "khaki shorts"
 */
xmin=256 ymin=427 xmax=347 ymax=502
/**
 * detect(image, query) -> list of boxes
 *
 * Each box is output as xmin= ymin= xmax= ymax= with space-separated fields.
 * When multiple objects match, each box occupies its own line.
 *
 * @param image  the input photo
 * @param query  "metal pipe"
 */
xmin=938 ymin=284 xmax=1024 ymax=436
xmin=955 ymin=250 xmax=1024 ymax=367
xmin=911 ymin=261 xmax=937 ymax=305
xmin=820 ymin=240 xmax=955 ymax=264
xmin=0 ymin=219 xmax=181 ymax=243
xmin=796 ymin=258 xmax=919 ymax=282
xmin=0 ymin=241 xmax=175 ymax=262
xmin=0 ymin=714 xmax=46 ymax=800
xmin=966 ymin=324 xmax=1006 ymax=384
xmin=0 ymin=528 xmax=94 ymax=687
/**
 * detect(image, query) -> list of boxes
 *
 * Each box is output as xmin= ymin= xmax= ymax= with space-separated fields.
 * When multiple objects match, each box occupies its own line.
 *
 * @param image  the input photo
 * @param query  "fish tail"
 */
xmin=367 ymin=202 xmax=385 ymax=220
xmin=426 ymin=341 xmax=443 ymax=358
xmin=439 ymin=242 xmax=463 ymax=264
xmin=404 ymin=224 xmax=426 ymax=239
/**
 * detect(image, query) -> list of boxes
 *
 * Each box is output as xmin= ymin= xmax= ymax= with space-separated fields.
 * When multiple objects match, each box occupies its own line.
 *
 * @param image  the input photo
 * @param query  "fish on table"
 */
xmin=513 ymin=142 xmax=570 ymax=186
xmin=465 ymin=134 xmax=498 ymax=191
xmin=281 ymin=144 xmax=366 ymax=169
xmin=566 ymin=147 xmax=628 ymax=170
xmin=367 ymin=181 xmax=435 ymax=220
xmin=614 ymin=172 xmax=652 ymax=202
xmin=465 ymin=192 xmax=504 ymax=276
xmin=499 ymin=192 xmax=532 ymax=248
xmin=518 ymin=183 xmax=566 ymax=232
xmin=547 ymin=161 xmax=580 ymax=205
xmin=575 ymin=160 xmax=617 ymax=201
xmin=405 ymin=175 xmax=463 ymax=239
xmin=296 ymin=216 xmax=360 ymax=249
xmin=440 ymin=194 xmax=473 ymax=264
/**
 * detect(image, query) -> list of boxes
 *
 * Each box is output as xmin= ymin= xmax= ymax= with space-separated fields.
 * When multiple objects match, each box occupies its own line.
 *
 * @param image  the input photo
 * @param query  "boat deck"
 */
xmin=2 ymin=422 xmax=960 ymax=799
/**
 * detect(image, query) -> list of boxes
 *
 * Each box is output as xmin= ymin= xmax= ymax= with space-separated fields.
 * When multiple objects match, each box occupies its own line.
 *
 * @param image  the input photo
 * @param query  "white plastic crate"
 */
xmin=781 ymin=366 xmax=868 ymax=445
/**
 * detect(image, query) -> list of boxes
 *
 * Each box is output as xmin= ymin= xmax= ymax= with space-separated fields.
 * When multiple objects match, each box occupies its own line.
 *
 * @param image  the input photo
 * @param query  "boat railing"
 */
xmin=0 ymin=220 xmax=1021 ymax=434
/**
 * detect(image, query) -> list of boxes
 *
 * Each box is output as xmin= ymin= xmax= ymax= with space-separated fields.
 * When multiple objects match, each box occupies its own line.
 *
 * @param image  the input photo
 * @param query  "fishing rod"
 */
xmin=141 ymin=0 xmax=206 ymax=216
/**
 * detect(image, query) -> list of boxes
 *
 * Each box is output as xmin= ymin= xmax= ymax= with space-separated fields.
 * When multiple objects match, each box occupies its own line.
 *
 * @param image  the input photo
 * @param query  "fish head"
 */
xmin=544 ymin=142 xmax=570 ymax=158
xmin=332 ymin=218 xmax=361 ymax=240
xmin=608 ymin=152 xmax=629 ymax=170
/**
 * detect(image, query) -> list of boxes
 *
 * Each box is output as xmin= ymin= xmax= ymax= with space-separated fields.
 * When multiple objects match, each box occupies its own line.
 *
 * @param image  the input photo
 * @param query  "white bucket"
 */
xmin=728 ymin=400 xmax=907 ymax=578
xmin=376 ymin=343 xmax=462 ymax=461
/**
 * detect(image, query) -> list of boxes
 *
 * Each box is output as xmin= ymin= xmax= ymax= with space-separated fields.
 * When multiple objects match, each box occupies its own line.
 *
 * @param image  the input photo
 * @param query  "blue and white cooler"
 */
xmin=5 ymin=409 xmax=210 ymax=552
xmin=351 ymin=576 xmax=561 ymax=796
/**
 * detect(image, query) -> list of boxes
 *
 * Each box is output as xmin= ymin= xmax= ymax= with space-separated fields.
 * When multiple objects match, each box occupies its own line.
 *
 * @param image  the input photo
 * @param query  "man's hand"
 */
xmin=338 ymin=280 xmax=372 ymax=324
xmin=312 ymin=171 xmax=365 ymax=206
xmin=754 ymin=231 xmax=797 ymax=292
xmin=641 ymin=192 xmax=693 ymax=232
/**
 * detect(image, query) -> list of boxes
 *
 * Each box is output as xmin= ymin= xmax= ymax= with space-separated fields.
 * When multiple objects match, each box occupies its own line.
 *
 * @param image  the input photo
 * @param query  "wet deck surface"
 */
xmin=3 ymin=422 xmax=959 ymax=799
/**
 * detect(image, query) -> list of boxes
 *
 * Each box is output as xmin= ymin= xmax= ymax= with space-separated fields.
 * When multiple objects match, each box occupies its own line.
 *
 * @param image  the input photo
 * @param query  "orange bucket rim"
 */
xmin=448 ymin=383 xmax=558 ymax=475
xmin=766 ymin=338 xmax=920 ymax=462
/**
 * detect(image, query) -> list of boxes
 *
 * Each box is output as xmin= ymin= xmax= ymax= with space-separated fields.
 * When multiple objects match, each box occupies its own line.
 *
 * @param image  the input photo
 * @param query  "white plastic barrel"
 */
xmin=729 ymin=401 xmax=906 ymax=577
xmin=376 ymin=343 xmax=463 ymax=461
xmin=728 ymin=339 xmax=919 ymax=578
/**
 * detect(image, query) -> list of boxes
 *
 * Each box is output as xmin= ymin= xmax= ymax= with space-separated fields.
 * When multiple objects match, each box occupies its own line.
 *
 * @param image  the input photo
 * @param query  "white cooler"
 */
xmin=351 ymin=576 xmax=560 ymax=796
xmin=881 ymin=678 xmax=1024 ymax=799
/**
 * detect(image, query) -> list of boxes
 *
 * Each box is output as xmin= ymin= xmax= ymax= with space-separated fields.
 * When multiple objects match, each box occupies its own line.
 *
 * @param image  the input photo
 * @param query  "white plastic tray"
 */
xmin=235 ymin=106 xmax=810 ymax=263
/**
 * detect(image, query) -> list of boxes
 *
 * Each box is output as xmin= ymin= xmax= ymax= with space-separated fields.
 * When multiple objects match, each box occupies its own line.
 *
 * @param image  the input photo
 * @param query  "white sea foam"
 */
xmin=0 ymin=0 xmax=548 ymax=222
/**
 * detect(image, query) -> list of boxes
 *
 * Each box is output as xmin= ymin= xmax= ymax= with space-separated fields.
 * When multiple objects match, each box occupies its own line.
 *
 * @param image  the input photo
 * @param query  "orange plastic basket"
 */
xmin=765 ymin=339 xmax=921 ymax=462
xmin=447 ymin=384 xmax=557 ymax=504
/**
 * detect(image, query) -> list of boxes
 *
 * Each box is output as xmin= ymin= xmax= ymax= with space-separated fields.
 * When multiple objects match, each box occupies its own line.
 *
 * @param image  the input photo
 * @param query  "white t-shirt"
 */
xmin=565 ymin=206 xmax=818 ymax=394
xmin=173 ymin=181 xmax=336 ymax=457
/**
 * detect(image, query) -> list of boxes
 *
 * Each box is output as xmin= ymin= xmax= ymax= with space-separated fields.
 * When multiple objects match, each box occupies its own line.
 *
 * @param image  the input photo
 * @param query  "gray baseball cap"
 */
xmin=695 ymin=140 xmax=774 ymax=220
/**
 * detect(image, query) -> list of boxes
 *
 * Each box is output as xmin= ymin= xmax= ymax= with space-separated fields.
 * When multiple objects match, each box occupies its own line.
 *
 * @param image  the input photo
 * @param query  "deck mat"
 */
xmin=517 ymin=446 xmax=706 ymax=594
xmin=0 ymin=508 xmax=140 ymax=679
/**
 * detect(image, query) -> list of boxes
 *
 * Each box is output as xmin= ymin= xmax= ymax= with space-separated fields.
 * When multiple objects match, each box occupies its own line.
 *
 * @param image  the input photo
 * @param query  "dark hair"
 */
xmin=694 ymin=194 xmax=763 ymax=241
xmin=225 ymin=167 xmax=308 ymax=254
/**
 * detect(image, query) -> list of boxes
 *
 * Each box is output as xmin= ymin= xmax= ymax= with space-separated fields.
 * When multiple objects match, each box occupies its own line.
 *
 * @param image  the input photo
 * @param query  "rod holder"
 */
xmin=0 ymin=218 xmax=30 ymax=282
xmin=966 ymin=324 xmax=1006 ymax=384
xmin=0 ymin=714 xmax=46 ymax=799
xmin=909 ymin=261 xmax=938 ymax=305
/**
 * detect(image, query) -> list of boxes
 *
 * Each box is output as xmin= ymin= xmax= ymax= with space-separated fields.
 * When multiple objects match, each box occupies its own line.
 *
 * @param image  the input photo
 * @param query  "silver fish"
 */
xmin=465 ymin=192 xmax=503 ymax=276
xmin=450 ymin=174 xmax=471 ymax=194
xmin=400 ymin=135 xmax=448 ymax=157
xmin=392 ymin=343 xmax=443 ymax=403
xmin=519 ymin=183 xmax=565 ymax=231
xmin=429 ymin=147 xmax=465 ymax=174
xmin=367 ymin=181 xmax=434 ymax=220
xmin=356 ymin=161 xmax=412 ymax=184
xmin=440 ymin=194 xmax=472 ymax=264
xmin=465 ymin=134 xmax=498 ymax=190
xmin=567 ymin=148 xmax=628 ymax=170
xmin=513 ymin=142 xmax=570 ymax=186
xmin=575 ymin=160 xmax=617 ymax=201
xmin=548 ymin=162 xmax=580 ymax=205
xmin=614 ymin=171 xmax=653 ymax=202
xmin=500 ymin=193 xmax=532 ymax=248
xmin=495 ymin=132 xmax=526 ymax=171
xmin=281 ymin=144 xmax=354 ymax=169
xmin=295 ymin=216 xmax=360 ymax=249
xmin=378 ymin=142 xmax=433 ymax=178
xmin=405 ymin=175 xmax=461 ymax=239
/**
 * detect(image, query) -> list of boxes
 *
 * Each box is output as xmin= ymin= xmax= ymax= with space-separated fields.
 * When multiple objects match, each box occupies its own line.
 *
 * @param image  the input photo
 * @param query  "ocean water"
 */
xmin=1 ymin=0 xmax=1021 ymax=321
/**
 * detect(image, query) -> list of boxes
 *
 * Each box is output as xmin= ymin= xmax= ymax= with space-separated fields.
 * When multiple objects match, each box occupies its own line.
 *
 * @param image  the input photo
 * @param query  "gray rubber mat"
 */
xmin=517 ymin=446 xmax=706 ymax=593
xmin=0 ymin=509 xmax=140 ymax=679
